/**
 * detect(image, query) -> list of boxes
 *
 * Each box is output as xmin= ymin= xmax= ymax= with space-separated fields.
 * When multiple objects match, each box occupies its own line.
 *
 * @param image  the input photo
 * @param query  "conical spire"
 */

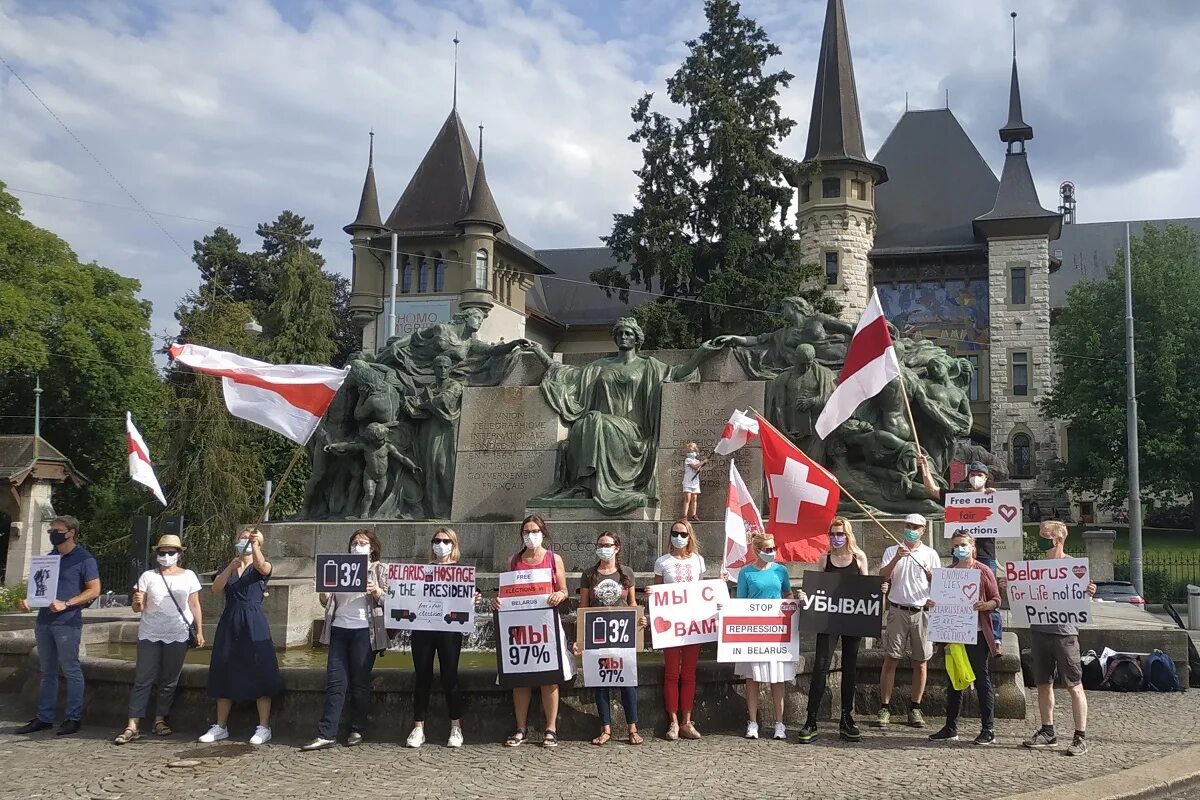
xmin=999 ymin=15 xmax=1033 ymax=146
xmin=344 ymin=131 xmax=384 ymax=235
xmin=385 ymin=110 xmax=478 ymax=234
xmin=458 ymin=125 xmax=505 ymax=231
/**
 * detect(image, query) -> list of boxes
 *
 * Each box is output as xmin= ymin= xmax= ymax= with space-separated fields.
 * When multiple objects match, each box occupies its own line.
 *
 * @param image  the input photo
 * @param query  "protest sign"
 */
xmin=645 ymin=579 xmax=729 ymax=649
xmin=929 ymin=568 xmax=982 ymax=644
xmin=494 ymin=607 xmax=573 ymax=688
xmin=577 ymin=607 xmax=642 ymax=688
xmin=794 ymin=571 xmax=883 ymax=639
xmin=315 ymin=554 xmax=368 ymax=592
xmin=717 ymin=598 xmax=800 ymax=663
xmin=383 ymin=562 xmax=476 ymax=632
xmin=497 ymin=567 xmax=554 ymax=611
xmin=26 ymin=555 xmax=61 ymax=609
xmin=1005 ymin=558 xmax=1092 ymax=627
xmin=943 ymin=490 xmax=1023 ymax=538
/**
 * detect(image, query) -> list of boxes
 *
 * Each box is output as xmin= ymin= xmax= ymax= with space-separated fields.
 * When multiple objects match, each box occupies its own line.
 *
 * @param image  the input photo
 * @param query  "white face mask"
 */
xmin=156 ymin=552 xmax=179 ymax=567
xmin=351 ymin=544 xmax=371 ymax=556
xmin=522 ymin=531 xmax=544 ymax=550
xmin=596 ymin=546 xmax=616 ymax=562
xmin=432 ymin=542 xmax=453 ymax=559
xmin=670 ymin=534 xmax=688 ymax=550
xmin=969 ymin=475 xmax=986 ymax=490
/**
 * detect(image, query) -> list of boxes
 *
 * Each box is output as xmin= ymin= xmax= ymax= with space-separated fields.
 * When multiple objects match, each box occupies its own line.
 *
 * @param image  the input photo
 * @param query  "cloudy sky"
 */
xmin=3 ymin=0 xmax=1199 ymax=342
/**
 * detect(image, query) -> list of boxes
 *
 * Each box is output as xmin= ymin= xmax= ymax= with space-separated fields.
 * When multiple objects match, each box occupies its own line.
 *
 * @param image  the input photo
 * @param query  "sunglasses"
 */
xmin=158 ymin=549 xmax=181 ymax=556
xmin=670 ymin=531 xmax=689 ymax=537
xmin=759 ymin=547 xmax=777 ymax=553
xmin=431 ymin=538 xmax=452 ymax=545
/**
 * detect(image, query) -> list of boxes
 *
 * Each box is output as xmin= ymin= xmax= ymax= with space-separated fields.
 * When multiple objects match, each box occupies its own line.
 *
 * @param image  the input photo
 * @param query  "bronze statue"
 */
xmin=719 ymin=296 xmax=855 ymax=377
xmin=402 ymin=355 xmax=463 ymax=519
xmin=764 ymin=344 xmax=836 ymax=460
xmin=324 ymin=422 xmax=423 ymax=519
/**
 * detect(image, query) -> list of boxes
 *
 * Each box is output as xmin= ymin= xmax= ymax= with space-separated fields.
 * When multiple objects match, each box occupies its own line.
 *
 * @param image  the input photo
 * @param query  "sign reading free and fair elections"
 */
xmin=943 ymin=490 xmax=1023 ymax=538
xmin=383 ymin=563 xmax=476 ymax=632
xmin=718 ymin=599 xmax=800 ymax=662
xmin=1005 ymin=558 xmax=1092 ymax=627
xmin=645 ymin=579 xmax=730 ymax=648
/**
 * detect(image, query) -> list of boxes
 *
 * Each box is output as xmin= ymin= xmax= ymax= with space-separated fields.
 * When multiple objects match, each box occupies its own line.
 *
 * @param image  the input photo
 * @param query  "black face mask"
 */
xmin=49 ymin=531 xmax=69 ymax=546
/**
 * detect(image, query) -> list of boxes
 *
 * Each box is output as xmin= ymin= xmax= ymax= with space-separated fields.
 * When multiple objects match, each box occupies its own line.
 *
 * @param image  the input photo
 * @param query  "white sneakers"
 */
xmin=447 ymin=727 xmax=463 ymax=748
xmin=198 ymin=724 xmax=228 ymax=743
xmin=406 ymin=726 xmax=426 ymax=748
xmin=250 ymin=726 xmax=272 ymax=745
xmin=773 ymin=722 xmax=787 ymax=741
xmin=745 ymin=721 xmax=759 ymax=739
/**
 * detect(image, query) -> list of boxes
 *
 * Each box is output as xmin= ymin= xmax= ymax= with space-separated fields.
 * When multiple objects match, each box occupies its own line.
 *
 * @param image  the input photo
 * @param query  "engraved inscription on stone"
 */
xmin=457 ymin=387 xmax=565 ymax=452
xmin=659 ymin=381 xmax=765 ymax=450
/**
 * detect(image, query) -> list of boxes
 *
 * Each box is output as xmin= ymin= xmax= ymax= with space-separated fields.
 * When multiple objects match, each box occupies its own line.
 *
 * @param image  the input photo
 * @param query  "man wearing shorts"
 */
xmin=877 ymin=513 xmax=943 ymax=728
xmin=1023 ymin=520 xmax=1096 ymax=756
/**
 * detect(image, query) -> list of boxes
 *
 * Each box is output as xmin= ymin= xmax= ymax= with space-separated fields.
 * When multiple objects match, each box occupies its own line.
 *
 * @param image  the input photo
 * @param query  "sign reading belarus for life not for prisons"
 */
xmin=929 ymin=568 xmax=982 ymax=644
xmin=1005 ymin=558 xmax=1092 ymax=627
xmin=943 ymin=490 xmax=1023 ymax=538
xmin=645 ymin=579 xmax=729 ymax=649
xmin=383 ymin=562 xmax=476 ymax=632
xmin=717 ymin=599 xmax=800 ymax=663
xmin=577 ymin=607 xmax=642 ymax=688
xmin=494 ymin=607 xmax=573 ymax=688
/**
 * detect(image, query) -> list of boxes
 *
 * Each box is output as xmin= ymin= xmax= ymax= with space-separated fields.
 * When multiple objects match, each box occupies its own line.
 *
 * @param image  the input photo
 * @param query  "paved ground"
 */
xmin=2 ymin=691 xmax=1200 ymax=800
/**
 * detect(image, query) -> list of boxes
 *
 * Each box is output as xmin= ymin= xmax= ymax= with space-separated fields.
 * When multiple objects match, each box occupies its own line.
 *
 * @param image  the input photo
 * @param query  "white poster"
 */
xmin=645 ymin=579 xmax=729 ymax=648
xmin=583 ymin=650 xmax=638 ymax=687
xmin=1005 ymin=558 xmax=1092 ymax=627
xmin=26 ymin=555 xmax=61 ymax=609
xmin=943 ymin=490 xmax=1023 ymax=538
xmin=383 ymin=562 xmax=476 ymax=632
xmin=494 ymin=607 xmax=574 ymax=688
xmin=393 ymin=298 xmax=454 ymax=336
xmin=929 ymin=568 xmax=982 ymax=644
xmin=497 ymin=567 xmax=553 ymax=611
xmin=716 ymin=598 xmax=801 ymax=663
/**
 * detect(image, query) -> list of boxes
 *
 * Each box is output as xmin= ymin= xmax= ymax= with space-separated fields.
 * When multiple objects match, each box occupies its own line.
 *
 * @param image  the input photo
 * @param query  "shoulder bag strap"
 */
xmin=159 ymin=571 xmax=195 ymax=634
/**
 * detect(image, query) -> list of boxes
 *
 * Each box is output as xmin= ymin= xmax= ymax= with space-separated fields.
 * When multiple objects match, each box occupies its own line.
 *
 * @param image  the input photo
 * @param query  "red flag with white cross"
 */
xmin=757 ymin=420 xmax=840 ymax=563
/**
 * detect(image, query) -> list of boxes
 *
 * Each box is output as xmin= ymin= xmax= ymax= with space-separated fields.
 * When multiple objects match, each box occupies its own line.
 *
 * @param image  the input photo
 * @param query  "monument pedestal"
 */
xmin=526 ymin=499 xmax=659 ymax=521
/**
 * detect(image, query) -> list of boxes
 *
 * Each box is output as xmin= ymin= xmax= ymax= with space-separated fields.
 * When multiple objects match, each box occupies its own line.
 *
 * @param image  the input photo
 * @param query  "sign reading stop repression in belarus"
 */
xmin=1005 ymin=558 xmax=1092 ymax=627
xmin=645 ymin=579 xmax=730 ymax=648
xmin=717 ymin=598 xmax=800 ymax=662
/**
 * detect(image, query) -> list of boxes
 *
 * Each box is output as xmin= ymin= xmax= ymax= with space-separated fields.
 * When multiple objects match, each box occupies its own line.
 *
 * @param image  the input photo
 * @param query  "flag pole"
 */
xmin=897 ymin=374 xmax=925 ymax=457
xmin=260 ymin=447 xmax=305 ymax=524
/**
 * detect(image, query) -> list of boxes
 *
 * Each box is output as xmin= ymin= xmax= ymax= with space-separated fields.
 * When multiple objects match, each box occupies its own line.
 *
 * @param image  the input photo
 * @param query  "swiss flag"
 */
xmin=757 ymin=420 xmax=840 ymax=563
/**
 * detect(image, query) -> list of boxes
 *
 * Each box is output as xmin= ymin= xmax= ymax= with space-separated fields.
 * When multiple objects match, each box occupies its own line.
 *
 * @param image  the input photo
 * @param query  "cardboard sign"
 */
xmin=498 ymin=567 xmax=553 ymax=611
xmin=494 ymin=607 xmax=573 ymax=688
xmin=578 ymin=607 xmax=641 ymax=688
xmin=383 ymin=562 xmax=476 ymax=631
xmin=929 ymin=568 xmax=982 ymax=644
xmin=795 ymin=571 xmax=884 ymax=639
xmin=943 ymin=490 xmax=1023 ymax=538
xmin=315 ymin=554 xmax=369 ymax=592
xmin=645 ymin=579 xmax=730 ymax=648
xmin=1005 ymin=558 xmax=1092 ymax=627
xmin=26 ymin=555 xmax=61 ymax=609
xmin=583 ymin=650 xmax=638 ymax=687
xmin=717 ymin=598 xmax=800 ymax=663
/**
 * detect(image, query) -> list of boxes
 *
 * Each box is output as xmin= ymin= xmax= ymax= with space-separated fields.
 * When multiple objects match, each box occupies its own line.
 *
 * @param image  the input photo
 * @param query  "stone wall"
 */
xmin=796 ymin=166 xmax=878 ymax=322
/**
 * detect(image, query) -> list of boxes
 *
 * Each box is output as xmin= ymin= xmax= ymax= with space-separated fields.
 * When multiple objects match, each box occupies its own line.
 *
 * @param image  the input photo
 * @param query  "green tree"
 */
xmin=595 ymin=0 xmax=828 ymax=347
xmin=257 ymin=210 xmax=323 ymax=266
xmin=191 ymin=227 xmax=272 ymax=320
xmin=1043 ymin=223 xmax=1200 ymax=533
xmin=0 ymin=180 xmax=166 ymax=552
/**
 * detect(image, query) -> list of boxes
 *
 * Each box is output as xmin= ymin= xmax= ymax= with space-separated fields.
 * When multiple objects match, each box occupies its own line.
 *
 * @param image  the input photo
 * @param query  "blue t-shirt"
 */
xmin=36 ymin=544 xmax=99 ymax=628
xmin=736 ymin=562 xmax=791 ymax=600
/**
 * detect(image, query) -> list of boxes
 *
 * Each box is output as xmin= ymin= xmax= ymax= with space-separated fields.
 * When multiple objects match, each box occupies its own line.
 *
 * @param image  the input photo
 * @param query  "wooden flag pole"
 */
xmin=898 ymin=373 xmax=926 ymax=458
xmin=260 ymin=447 xmax=305 ymax=524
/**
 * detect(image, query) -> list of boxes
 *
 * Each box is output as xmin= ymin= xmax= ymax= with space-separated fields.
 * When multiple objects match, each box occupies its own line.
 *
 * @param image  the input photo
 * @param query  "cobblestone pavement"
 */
xmin=3 ymin=691 xmax=1199 ymax=800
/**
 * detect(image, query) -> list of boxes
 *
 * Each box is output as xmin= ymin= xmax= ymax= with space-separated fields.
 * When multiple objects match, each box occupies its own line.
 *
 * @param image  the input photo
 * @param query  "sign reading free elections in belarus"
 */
xmin=943 ymin=490 xmax=1023 ymax=538
xmin=929 ymin=568 xmax=983 ymax=644
xmin=383 ymin=563 xmax=476 ymax=632
xmin=717 ymin=599 xmax=801 ymax=662
xmin=1005 ymin=558 xmax=1092 ymax=627
xmin=498 ymin=568 xmax=554 ymax=611
xmin=645 ymin=579 xmax=730 ymax=648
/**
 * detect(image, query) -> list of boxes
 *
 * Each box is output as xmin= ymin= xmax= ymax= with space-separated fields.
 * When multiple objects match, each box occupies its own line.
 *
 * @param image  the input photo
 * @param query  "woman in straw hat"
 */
xmin=114 ymin=534 xmax=203 ymax=744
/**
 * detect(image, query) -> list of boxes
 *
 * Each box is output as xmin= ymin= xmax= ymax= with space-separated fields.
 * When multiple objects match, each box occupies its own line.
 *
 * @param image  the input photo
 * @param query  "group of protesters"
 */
xmin=14 ymin=461 xmax=1095 ymax=756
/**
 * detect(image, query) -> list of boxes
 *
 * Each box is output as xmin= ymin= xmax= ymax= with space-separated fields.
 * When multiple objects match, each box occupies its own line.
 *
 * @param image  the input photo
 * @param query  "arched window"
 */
xmin=417 ymin=258 xmax=429 ymax=293
xmin=433 ymin=256 xmax=445 ymax=292
xmin=400 ymin=257 xmax=411 ymax=294
xmin=475 ymin=249 xmax=488 ymax=289
xmin=1011 ymin=433 xmax=1033 ymax=478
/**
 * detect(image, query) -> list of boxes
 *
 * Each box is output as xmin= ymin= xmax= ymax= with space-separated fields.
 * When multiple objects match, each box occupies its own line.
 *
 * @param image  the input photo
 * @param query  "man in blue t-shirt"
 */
xmin=17 ymin=515 xmax=101 ymax=736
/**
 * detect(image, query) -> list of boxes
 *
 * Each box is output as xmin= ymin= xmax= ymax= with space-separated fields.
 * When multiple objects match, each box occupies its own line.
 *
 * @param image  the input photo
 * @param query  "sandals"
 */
xmin=504 ymin=728 xmax=527 ymax=747
xmin=627 ymin=731 xmax=643 ymax=745
xmin=591 ymin=731 xmax=611 ymax=746
xmin=113 ymin=727 xmax=140 ymax=745
xmin=153 ymin=720 xmax=172 ymax=737
xmin=542 ymin=729 xmax=558 ymax=748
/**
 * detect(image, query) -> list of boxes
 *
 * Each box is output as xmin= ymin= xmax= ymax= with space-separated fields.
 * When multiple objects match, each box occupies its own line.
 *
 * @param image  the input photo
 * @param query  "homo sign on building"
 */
xmin=393 ymin=298 xmax=454 ymax=336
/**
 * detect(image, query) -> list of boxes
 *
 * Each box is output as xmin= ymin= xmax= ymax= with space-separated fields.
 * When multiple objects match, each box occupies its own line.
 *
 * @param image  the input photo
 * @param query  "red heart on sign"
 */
xmin=962 ymin=583 xmax=979 ymax=601
xmin=998 ymin=505 xmax=1018 ymax=523
xmin=1072 ymin=565 xmax=1087 ymax=580
xmin=653 ymin=617 xmax=671 ymax=634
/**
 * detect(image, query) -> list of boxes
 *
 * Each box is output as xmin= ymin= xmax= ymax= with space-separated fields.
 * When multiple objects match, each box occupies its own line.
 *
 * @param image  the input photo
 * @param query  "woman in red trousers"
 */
xmin=653 ymin=519 xmax=706 ymax=740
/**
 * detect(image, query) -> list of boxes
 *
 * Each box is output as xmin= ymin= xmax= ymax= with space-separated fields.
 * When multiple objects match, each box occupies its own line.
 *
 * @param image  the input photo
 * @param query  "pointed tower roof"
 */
xmin=385 ymin=110 xmax=479 ymax=235
xmin=344 ymin=132 xmax=384 ymax=235
xmin=999 ymin=57 xmax=1034 ymax=144
xmin=458 ymin=159 xmax=505 ymax=231
xmin=801 ymin=0 xmax=886 ymax=182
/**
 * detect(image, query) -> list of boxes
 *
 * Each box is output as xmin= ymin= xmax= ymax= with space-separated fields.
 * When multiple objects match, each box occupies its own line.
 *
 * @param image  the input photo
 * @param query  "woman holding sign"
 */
xmin=302 ymin=529 xmax=389 ymax=752
xmin=576 ymin=531 xmax=643 ymax=745
xmin=797 ymin=518 xmax=868 ymax=744
xmin=928 ymin=531 xmax=1000 ymax=746
xmin=653 ymin=519 xmax=706 ymax=740
xmin=736 ymin=532 xmax=796 ymax=741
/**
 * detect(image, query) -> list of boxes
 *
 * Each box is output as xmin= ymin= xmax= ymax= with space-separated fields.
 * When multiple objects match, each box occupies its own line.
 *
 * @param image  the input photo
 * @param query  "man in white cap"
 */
xmin=877 ymin=512 xmax=943 ymax=728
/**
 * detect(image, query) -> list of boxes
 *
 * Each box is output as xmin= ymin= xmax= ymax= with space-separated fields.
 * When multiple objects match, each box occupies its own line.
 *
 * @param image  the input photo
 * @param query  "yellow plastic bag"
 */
xmin=945 ymin=643 xmax=976 ymax=691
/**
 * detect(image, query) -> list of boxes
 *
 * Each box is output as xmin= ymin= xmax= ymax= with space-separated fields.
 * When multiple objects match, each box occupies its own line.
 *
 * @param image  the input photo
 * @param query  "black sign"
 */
xmin=315 ymin=554 xmax=369 ymax=592
xmin=796 ymin=571 xmax=884 ymax=639
xmin=576 ymin=607 xmax=643 ymax=652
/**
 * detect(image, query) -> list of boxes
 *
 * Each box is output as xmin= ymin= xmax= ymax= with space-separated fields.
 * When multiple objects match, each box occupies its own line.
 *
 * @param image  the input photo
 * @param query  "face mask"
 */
xmin=235 ymin=540 xmax=253 ymax=554
xmin=969 ymin=475 xmax=986 ymax=491
xmin=670 ymin=534 xmax=688 ymax=550
xmin=903 ymin=528 xmax=921 ymax=543
xmin=596 ymin=546 xmax=616 ymax=561
xmin=1037 ymin=537 xmax=1056 ymax=552
xmin=351 ymin=544 xmax=371 ymax=556
xmin=759 ymin=551 xmax=777 ymax=563
xmin=830 ymin=534 xmax=847 ymax=549
xmin=157 ymin=552 xmax=180 ymax=567
xmin=522 ymin=531 xmax=543 ymax=549
xmin=49 ymin=531 xmax=68 ymax=547
xmin=952 ymin=545 xmax=971 ymax=561
xmin=432 ymin=542 xmax=453 ymax=559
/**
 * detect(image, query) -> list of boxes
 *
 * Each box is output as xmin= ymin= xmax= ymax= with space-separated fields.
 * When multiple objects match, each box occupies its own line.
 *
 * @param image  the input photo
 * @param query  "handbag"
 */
xmin=160 ymin=571 xmax=199 ymax=648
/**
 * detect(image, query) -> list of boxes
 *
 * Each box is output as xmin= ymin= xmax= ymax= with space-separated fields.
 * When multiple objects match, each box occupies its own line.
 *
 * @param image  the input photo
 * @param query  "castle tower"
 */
xmin=973 ymin=24 xmax=1062 ymax=488
xmin=344 ymin=132 xmax=387 ymax=351
xmin=793 ymin=0 xmax=887 ymax=321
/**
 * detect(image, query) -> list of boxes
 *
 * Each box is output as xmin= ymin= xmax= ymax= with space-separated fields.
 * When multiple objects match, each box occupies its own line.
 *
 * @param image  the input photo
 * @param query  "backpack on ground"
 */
xmin=1101 ymin=653 xmax=1144 ymax=692
xmin=1080 ymin=649 xmax=1104 ymax=690
xmin=1142 ymin=649 xmax=1184 ymax=692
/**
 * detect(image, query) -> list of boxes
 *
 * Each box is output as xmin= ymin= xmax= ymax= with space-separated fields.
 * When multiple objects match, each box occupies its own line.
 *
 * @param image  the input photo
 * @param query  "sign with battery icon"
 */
xmin=576 ymin=607 xmax=643 ymax=688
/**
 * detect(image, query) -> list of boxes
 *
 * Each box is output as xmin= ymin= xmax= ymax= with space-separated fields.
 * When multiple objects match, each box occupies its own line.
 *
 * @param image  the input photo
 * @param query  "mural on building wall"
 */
xmin=877 ymin=279 xmax=989 ymax=351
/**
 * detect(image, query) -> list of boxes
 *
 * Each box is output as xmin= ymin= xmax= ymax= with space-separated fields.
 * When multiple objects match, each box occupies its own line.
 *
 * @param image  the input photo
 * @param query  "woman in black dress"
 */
xmin=199 ymin=527 xmax=281 ymax=745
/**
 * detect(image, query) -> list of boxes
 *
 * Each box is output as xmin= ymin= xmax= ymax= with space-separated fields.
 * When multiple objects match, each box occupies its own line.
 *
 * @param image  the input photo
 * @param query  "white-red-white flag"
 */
xmin=168 ymin=343 xmax=349 ymax=445
xmin=714 ymin=409 xmax=760 ymax=455
xmin=722 ymin=462 xmax=764 ymax=582
xmin=758 ymin=419 xmax=840 ymax=563
xmin=814 ymin=289 xmax=902 ymax=439
xmin=126 ymin=412 xmax=166 ymax=506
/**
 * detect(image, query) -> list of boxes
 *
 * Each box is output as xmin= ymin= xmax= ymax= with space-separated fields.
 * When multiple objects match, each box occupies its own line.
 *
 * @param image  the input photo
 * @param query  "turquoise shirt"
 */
xmin=736 ymin=562 xmax=791 ymax=600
